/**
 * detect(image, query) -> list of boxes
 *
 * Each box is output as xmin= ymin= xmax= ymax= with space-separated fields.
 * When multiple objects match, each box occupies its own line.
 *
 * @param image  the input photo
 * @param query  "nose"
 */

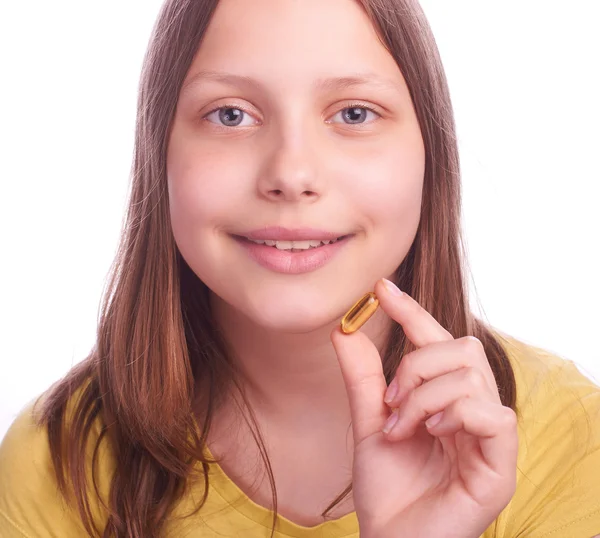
xmin=256 ymin=133 xmax=323 ymax=203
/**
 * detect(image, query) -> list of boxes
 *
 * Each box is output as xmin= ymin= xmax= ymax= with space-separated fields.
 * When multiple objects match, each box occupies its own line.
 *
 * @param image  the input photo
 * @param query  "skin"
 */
xmin=166 ymin=0 xmax=519 ymax=535
xmin=167 ymin=0 xmax=423 ymax=422
xmin=331 ymin=279 xmax=518 ymax=537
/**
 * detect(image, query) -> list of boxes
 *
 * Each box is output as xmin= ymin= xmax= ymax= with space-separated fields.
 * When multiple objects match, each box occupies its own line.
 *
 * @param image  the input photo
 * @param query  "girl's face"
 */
xmin=167 ymin=0 xmax=425 ymax=332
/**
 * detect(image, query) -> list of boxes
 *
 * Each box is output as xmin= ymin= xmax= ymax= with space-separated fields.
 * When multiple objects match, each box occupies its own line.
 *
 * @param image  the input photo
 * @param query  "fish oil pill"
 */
xmin=340 ymin=292 xmax=380 ymax=334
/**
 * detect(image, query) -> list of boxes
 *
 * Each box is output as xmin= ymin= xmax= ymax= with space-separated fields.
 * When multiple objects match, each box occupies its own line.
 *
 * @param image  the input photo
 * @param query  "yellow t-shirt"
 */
xmin=1 ymin=333 xmax=600 ymax=537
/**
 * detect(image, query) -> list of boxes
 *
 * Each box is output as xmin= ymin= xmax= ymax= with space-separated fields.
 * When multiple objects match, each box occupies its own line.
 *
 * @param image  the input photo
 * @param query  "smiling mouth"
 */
xmin=233 ymin=234 xmax=352 ymax=252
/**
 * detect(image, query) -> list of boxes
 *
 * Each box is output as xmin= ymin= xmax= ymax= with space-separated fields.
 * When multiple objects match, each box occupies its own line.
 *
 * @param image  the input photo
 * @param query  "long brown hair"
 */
xmin=35 ymin=0 xmax=517 ymax=536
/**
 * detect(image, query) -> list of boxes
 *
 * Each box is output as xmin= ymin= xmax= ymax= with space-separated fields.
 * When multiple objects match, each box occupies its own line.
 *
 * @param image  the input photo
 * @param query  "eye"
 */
xmin=329 ymin=106 xmax=380 ymax=125
xmin=204 ymin=106 xmax=258 ymax=127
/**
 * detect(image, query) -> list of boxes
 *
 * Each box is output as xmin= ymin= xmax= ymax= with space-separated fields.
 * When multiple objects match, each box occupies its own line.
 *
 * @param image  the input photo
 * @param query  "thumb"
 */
xmin=331 ymin=326 xmax=389 ymax=446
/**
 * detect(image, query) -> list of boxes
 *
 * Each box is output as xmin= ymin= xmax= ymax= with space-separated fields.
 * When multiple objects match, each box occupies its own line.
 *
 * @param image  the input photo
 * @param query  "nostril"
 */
xmin=267 ymin=188 xmax=317 ymax=198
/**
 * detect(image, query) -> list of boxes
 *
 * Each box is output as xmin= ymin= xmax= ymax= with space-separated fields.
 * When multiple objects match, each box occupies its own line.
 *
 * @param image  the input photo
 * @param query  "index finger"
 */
xmin=375 ymin=278 xmax=454 ymax=348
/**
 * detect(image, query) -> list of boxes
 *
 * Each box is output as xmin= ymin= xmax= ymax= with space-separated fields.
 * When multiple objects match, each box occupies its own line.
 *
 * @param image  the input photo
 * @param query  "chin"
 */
xmin=208 ymin=272 xmax=373 ymax=334
xmin=243 ymin=296 xmax=340 ymax=334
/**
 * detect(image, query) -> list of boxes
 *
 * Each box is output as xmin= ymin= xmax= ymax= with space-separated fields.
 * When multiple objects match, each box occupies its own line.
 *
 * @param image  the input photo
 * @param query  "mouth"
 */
xmin=235 ymin=234 xmax=351 ymax=252
xmin=231 ymin=229 xmax=354 ymax=274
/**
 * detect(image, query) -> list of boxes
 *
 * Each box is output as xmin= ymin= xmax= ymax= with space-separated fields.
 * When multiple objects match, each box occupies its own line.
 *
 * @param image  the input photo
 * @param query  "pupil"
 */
xmin=344 ymin=107 xmax=367 ymax=124
xmin=219 ymin=108 xmax=243 ymax=126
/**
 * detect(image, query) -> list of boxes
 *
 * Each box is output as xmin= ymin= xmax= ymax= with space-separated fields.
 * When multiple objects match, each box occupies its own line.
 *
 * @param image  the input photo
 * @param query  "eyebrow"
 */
xmin=180 ymin=70 xmax=403 ymax=97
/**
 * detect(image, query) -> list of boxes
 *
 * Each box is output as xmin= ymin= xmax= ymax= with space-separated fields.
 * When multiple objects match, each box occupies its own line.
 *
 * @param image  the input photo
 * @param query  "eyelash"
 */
xmin=330 ymin=102 xmax=382 ymax=125
xmin=203 ymin=103 xmax=256 ymax=124
xmin=338 ymin=102 xmax=381 ymax=115
xmin=201 ymin=101 xmax=382 ymax=128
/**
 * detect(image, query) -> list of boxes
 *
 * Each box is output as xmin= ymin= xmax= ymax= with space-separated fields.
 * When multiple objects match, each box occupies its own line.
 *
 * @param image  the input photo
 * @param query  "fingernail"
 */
xmin=383 ymin=411 xmax=399 ymax=434
xmin=425 ymin=411 xmax=444 ymax=428
xmin=382 ymin=278 xmax=403 ymax=297
xmin=384 ymin=378 xmax=398 ymax=403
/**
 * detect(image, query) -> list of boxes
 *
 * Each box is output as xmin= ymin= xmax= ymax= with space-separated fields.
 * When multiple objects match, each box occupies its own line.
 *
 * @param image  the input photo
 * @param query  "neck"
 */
xmin=209 ymin=292 xmax=392 ymax=428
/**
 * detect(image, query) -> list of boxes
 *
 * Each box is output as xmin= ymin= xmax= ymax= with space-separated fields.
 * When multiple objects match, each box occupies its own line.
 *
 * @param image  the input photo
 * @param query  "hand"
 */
xmin=330 ymin=278 xmax=518 ymax=538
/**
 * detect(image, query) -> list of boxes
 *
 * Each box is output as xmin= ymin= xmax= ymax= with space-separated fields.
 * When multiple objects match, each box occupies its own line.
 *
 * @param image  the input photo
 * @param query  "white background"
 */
xmin=1 ymin=1 xmax=598 ymax=441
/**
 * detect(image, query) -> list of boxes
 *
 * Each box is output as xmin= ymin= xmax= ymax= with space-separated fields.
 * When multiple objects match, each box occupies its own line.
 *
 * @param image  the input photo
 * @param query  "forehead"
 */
xmin=185 ymin=0 xmax=404 ymax=89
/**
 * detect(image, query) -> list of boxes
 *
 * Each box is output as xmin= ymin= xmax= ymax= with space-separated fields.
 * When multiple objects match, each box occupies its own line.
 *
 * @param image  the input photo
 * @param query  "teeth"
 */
xmin=247 ymin=237 xmax=344 ymax=250
xmin=290 ymin=240 xmax=314 ymax=250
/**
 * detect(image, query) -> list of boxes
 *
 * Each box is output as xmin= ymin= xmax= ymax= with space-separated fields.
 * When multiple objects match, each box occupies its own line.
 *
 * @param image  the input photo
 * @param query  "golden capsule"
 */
xmin=340 ymin=292 xmax=380 ymax=334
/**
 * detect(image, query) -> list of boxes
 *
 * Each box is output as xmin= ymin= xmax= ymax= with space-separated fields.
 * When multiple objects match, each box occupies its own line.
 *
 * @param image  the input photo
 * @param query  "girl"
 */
xmin=1 ymin=0 xmax=599 ymax=537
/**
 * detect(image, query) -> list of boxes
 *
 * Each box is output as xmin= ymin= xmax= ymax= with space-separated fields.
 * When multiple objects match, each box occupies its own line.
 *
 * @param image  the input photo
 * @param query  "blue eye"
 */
xmin=330 ymin=106 xmax=380 ymax=125
xmin=203 ymin=104 xmax=380 ymax=128
xmin=205 ymin=107 xmax=258 ymax=127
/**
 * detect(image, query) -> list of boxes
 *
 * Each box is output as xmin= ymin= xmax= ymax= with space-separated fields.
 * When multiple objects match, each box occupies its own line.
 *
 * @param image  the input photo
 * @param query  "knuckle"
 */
xmin=397 ymin=350 xmax=416 ymax=378
xmin=463 ymin=366 xmax=487 ymax=392
xmin=499 ymin=406 xmax=518 ymax=429
xmin=402 ymin=387 xmax=421 ymax=415
xmin=395 ymin=351 xmax=425 ymax=393
xmin=452 ymin=396 xmax=470 ymax=417
xmin=404 ymin=387 xmax=419 ymax=407
xmin=460 ymin=335 xmax=484 ymax=355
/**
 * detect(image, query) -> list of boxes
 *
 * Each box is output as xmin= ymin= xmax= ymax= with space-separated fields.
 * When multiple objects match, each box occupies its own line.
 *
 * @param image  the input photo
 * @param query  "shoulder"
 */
xmin=493 ymin=330 xmax=600 ymax=427
xmin=0 ymin=397 xmax=86 ymax=537
xmin=494 ymin=330 xmax=600 ymax=462
xmin=490 ymin=331 xmax=600 ymax=538
xmin=0 ymin=386 xmax=112 ymax=537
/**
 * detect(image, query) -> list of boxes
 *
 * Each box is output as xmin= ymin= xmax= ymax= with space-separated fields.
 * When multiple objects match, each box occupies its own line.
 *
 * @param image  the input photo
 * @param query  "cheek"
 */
xmin=343 ymin=135 xmax=425 ymax=272
xmin=165 ymin=130 xmax=256 ymax=280
xmin=347 ymin=136 xmax=425 ymax=230
xmin=166 ymin=130 xmax=257 ymax=228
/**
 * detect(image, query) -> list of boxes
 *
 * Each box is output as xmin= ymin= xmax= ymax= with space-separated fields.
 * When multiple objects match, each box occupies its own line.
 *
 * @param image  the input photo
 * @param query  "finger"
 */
xmin=384 ymin=337 xmax=500 ymax=408
xmin=374 ymin=278 xmax=454 ymax=348
xmin=426 ymin=397 xmax=518 ymax=477
xmin=384 ymin=366 xmax=494 ymax=441
xmin=330 ymin=326 xmax=389 ymax=445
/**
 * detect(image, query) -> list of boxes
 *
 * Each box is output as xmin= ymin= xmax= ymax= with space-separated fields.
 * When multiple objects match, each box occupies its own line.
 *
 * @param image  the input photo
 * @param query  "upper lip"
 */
xmin=235 ymin=226 xmax=349 ymax=241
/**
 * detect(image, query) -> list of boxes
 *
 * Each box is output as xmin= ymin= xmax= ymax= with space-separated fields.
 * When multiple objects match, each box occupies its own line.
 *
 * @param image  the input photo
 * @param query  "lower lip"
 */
xmin=233 ymin=235 xmax=353 ymax=274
